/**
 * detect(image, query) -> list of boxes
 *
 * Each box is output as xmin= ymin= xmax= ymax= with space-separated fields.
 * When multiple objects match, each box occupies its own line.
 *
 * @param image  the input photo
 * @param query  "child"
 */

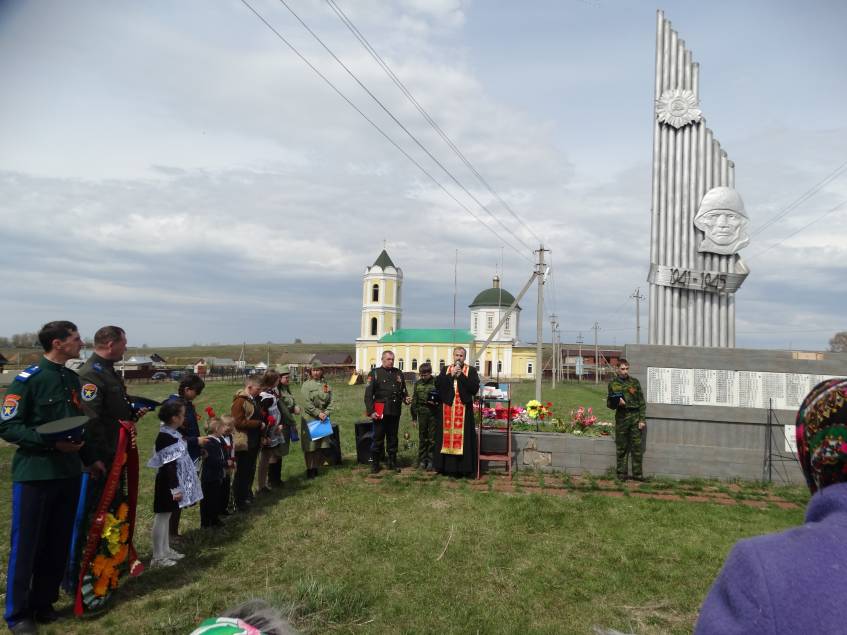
xmin=219 ymin=415 xmax=236 ymax=516
xmin=200 ymin=417 xmax=228 ymax=528
xmin=147 ymin=399 xmax=203 ymax=568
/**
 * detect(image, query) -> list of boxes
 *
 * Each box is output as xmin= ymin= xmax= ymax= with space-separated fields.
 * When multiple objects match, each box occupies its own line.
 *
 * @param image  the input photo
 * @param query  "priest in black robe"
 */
xmin=433 ymin=346 xmax=480 ymax=477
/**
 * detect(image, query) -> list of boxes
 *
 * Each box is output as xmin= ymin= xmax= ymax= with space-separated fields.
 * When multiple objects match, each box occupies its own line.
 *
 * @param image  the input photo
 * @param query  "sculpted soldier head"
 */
xmin=694 ymin=186 xmax=750 ymax=255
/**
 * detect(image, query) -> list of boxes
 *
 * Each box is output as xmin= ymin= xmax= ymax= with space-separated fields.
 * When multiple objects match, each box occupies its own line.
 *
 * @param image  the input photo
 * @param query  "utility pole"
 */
xmin=576 ymin=333 xmax=583 ymax=382
xmin=592 ymin=321 xmax=600 ymax=384
xmin=550 ymin=314 xmax=558 ymax=388
xmin=631 ymin=288 xmax=645 ymax=345
xmin=534 ymin=245 xmax=548 ymax=401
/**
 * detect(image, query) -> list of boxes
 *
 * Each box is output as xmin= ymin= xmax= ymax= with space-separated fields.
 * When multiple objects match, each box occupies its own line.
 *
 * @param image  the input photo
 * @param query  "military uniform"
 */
xmin=0 ymin=358 xmax=89 ymax=630
xmin=267 ymin=380 xmax=297 ymax=486
xmin=364 ymin=365 xmax=408 ymax=471
xmin=607 ymin=374 xmax=647 ymax=479
xmin=300 ymin=371 xmax=334 ymax=473
xmin=410 ymin=375 xmax=438 ymax=468
xmin=77 ymin=352 xmax=134 ymax=467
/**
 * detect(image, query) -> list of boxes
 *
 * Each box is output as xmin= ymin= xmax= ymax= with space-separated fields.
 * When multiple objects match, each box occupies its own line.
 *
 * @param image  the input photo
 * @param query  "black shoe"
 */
xmin=306 ymin=468 xmax=317 ymax=480
xmin=10 ymin=618 xmax=38 ymax=633
xmin=387 ymin=456 xmax=401 ymax=473
xmin=34 ymin=605 xmax=60 ymax=624
xmin=371 ymin=461 xmax=381 ymax=474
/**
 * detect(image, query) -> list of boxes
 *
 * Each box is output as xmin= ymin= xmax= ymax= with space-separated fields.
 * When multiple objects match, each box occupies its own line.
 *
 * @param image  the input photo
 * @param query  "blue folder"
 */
xmin=307 ymin=417 xmax=333 ymax=441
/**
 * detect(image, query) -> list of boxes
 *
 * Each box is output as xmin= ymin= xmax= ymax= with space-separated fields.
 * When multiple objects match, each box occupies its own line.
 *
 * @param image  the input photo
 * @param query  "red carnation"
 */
xmin=204 ymin=406 xmax=216 ymax=418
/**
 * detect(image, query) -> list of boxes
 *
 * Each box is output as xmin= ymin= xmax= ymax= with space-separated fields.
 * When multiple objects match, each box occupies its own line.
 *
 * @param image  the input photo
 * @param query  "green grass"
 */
xmin=0 ymin=380 xmax=808 ymax=634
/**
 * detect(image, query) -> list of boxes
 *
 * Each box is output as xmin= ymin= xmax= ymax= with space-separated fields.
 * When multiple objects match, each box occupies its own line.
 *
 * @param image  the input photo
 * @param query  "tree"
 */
xmin=830 ymin=331 xmax=847 ymax=353
xmin=294 ymin=338 xmax=303 ymax=344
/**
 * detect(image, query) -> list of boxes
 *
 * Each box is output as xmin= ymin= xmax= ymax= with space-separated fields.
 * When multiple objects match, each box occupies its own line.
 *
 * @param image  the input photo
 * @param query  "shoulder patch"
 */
xmin=92 ymin=362 xmax=104 ymax=372
xmin=81 ymin=383 xmax=99 ymax=402
xmin=15 ymin=365 xmax=42 ymax=382
xmin=1 ymin=395 xmax=21 ymax=421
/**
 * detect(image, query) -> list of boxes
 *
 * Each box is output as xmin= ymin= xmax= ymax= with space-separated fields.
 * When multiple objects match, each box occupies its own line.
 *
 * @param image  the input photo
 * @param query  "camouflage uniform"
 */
xmin=300 ymin=370 xmax=333 ymax=471
xmin=607 ymin=374 xmax=646 ymax=479
xmin=410 ymin=375 xmax=438 ymax=468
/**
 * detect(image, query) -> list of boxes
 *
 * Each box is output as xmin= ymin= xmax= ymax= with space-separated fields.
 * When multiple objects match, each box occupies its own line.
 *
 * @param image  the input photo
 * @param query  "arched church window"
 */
xmin=473 ymin=313 xmax=478 ymax=332
xmin=411 ymin=358 xmax=418 ymax=370
xmin=398 ymin=358 xmax=404 ymax=370
xmin=474 ymin=359 xmax=480 ymax=370
xmin=372 ymin=283 xmax=379 ymax=302
xmin=497 ymin=360 xmax=503 ymax=373
xmin=504 ymin=316 xmax=511 ymax=333
xmin=370 ymin=317 xmax=378 ymax=336
xmin=439 ymin=359 xmax=445 ymax=370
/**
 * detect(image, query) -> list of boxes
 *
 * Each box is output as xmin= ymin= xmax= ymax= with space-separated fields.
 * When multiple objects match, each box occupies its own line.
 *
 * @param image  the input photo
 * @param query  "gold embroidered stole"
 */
xmin=440 ymin=365 xmax=469 ymax=455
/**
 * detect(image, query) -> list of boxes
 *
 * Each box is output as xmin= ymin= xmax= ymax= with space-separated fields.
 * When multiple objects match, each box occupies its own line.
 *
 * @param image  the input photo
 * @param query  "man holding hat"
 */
xmin=299 ymin=361 xmax=333 ymax=479
xmin=0 ymin=321 xmax=102 ymax=633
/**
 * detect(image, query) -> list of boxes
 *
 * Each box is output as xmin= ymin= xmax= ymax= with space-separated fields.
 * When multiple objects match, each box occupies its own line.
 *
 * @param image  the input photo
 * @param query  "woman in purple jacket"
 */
xmin=696 ymin=378 xmax=847 ymax=634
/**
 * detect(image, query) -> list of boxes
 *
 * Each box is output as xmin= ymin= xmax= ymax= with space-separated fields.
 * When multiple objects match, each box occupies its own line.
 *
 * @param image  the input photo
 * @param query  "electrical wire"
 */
xmin=276 ymin=0 xmax=536 ymax=255
xmin=751 ymin=159 xmax=847 ymax=238
xmin=238 ymin=0 xmax=533 ymax=263
xmin=747 ymin=198 xmax=847 ymax=261
xmin=325 ymin=0 xmax=543 ymax=246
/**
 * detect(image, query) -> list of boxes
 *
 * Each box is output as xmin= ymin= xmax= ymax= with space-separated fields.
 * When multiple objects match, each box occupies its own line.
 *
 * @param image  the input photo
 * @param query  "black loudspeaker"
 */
xmin=320 ymin=424 xmax=343 ymax=466
xmin=355 ymin=420 xmax=374 ymax=464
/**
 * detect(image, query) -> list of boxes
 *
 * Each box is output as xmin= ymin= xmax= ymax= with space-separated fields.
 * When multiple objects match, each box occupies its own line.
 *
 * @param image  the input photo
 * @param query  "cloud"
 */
xmin=0 ymin=1 xmax=844 ymax=351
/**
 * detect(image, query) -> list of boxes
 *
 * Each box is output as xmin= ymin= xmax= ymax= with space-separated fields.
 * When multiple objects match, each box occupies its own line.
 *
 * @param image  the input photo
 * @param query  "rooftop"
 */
xmin=379 ymin=328 xmax=474 ymax=344
xmin=372 ymin=249 xmax=396 ymax=269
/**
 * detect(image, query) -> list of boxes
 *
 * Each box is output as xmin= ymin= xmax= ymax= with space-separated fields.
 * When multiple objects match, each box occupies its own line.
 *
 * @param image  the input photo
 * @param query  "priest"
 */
xmin=433 ymin=346 xmax=480 ymax=477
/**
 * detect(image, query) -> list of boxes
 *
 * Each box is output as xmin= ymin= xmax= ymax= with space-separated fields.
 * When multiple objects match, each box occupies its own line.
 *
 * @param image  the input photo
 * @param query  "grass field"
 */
xmin=0 ymin=380 xmax=808 ymax=634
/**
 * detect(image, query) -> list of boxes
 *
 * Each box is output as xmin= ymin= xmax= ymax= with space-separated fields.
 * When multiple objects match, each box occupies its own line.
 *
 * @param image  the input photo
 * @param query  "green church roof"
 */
xmin=469 ymin=286 xmax=518 ymax=309
xmin=372 ymin=249 xmax=396 ymax=269
xmin=379 ymin=328 xmax=474 ymax=344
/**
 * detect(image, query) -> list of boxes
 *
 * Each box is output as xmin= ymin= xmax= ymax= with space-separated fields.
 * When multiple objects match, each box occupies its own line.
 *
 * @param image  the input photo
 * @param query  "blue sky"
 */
xmin=0 ymin=0 xmax=844 ymax=350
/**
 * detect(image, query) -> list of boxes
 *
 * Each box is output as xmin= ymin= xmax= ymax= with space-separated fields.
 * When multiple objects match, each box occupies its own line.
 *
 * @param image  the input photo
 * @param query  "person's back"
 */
xmin=696 ymin=378 xmax=847 ymax=634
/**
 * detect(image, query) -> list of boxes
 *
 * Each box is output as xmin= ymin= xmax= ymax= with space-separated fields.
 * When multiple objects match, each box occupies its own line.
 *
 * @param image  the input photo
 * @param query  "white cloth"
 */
xmin=147 ymin=425 xmax=203 ymax=508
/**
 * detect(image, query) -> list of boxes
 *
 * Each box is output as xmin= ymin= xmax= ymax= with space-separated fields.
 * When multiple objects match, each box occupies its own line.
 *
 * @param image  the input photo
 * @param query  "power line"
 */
xmin=274 ymin=0 xmax=535 ymax=255
xmin=748 ymin=198 xmax=847 ymax=261
xmin=325 ymin=0 xmax=543 ymax=246
xmin=751 ymin=159 xmax=847 ymax=238
xmin=238 ymin=0 xmax=532 ymax=263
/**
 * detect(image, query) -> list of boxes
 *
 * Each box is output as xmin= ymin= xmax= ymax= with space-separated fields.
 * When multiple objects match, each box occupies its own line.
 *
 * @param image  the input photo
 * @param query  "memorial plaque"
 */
xmin=647 ymin=367 xmax=839 ymax=409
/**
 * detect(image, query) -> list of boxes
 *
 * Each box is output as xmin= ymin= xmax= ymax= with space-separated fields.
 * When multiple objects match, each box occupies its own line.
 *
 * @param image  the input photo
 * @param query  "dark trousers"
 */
xmin=233 ymin=446 xmax=259 ymax=509
xmin=5 ymin=476 xmax=81 ymax=628
xmin=371 ymin=414 xmax=400 ymax=460
xmin=220 ymin=474 xmax=232 ymax=512
xmin=200 ymin=480 xmax=223 ymax=526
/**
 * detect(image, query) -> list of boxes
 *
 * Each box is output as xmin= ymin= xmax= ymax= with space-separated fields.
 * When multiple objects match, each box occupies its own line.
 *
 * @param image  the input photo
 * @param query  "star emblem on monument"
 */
xmin=656 ymin=88 xmax=702 ymax=128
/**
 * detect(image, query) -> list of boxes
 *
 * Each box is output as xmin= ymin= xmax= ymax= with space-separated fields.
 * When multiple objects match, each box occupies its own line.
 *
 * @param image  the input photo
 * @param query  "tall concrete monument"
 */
xmin=647 ymin=11 xmax=749 ymax=348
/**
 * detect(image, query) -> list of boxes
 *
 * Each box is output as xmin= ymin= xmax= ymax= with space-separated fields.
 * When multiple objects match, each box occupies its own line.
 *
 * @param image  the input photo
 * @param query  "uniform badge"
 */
xmin=82 ymin=383 xmax=98 ymax=402
xmin=92 ymin=362 xmax=103 ymax=372
xmin=322 ymin=383 xmax=329 ymax=393
xmin=396 ymin=374 xmax=402 ymax=383
xmin=1 ymin=395 xmax=21 ymax=420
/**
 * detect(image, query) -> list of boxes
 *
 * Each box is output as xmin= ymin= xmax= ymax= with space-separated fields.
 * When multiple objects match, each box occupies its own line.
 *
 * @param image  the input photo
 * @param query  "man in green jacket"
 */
xmin=0 ymin=321 xmax=102 ymax=633
xmin=607 ymin=358 xmax=647 ymax=481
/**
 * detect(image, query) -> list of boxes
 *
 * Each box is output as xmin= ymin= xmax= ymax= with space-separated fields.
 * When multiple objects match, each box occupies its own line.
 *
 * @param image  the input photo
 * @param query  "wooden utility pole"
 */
xmin=631 ymin=288 xmax=645 ymax=344
xmin=534 ymin=245 xmax=548 ymax=401
xmin=550 ymin=314 xmax=558 ymax=388
xmin=592 ymin=322 xmax=600 ymax=384
xmin=576 ymin=333 xmax=583 ymax=382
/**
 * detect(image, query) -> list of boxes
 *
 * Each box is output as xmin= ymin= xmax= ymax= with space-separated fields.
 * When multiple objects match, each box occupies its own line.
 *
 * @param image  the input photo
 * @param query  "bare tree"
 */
xmin=830 ymin=331 xmax=847 ymax=353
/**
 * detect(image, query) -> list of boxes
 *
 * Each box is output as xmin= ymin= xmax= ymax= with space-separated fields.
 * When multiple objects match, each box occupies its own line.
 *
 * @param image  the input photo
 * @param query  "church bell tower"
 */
xmin=358 ymin=249 xmax=402 ymax=343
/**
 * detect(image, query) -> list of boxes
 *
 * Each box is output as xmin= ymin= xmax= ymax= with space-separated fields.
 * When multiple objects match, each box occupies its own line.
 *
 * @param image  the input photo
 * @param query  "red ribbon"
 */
xmin=74 ymin=420 xmax=143 ymax=617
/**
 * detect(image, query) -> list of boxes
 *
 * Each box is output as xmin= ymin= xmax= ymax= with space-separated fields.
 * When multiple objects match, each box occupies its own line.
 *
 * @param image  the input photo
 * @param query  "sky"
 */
xmin=0 ymin=0 xmax=845 ymax=351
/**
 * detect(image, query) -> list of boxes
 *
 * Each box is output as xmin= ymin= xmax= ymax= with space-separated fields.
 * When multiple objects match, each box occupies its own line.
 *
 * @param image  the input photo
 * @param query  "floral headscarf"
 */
xmin=795 ymin=378 xmax=847 ymax=493
xmin=189 ymin=617 xmax=264 ymax=635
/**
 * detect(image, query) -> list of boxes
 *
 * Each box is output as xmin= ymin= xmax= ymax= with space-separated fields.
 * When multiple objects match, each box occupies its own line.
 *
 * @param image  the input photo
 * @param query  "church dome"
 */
xmin=469 ymin=276 xmax=519 ymax=309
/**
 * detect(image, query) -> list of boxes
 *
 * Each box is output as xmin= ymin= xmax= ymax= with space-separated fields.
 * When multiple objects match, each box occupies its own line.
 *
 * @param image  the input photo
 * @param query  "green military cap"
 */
xmin=311 ymin=360 xmax=323 ymax=369
xmin=279 ymin=364 xmax=291 ymax=375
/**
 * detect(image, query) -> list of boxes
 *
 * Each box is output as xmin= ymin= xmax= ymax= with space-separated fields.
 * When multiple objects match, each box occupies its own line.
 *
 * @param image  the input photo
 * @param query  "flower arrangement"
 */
xmin=90 ymin=502 xmax=131 ymax=597
xmin=525 ymin=400 xmax=552 ymax=421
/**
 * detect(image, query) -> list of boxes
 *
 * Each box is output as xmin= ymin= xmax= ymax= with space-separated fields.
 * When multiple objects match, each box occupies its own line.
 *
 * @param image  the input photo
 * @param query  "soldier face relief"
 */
xmin=694 ymin=186 xmax=750 ymax=255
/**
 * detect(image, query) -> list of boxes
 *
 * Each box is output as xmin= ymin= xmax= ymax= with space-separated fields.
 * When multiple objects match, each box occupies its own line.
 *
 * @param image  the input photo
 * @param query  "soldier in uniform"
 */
xmin=0 ymin=321 xmax=101 ymax=633
xmin=606 ymin=358 xmax=647 ymax=481
xmin=410 ymin=362 xmax=438 ymax=470
xmin=300 ymin=361 xmax=333 ymax=479
xmin=364 ymin=350 xmax=410 ymax=473
xmin=77 ymin=325 xmax=150 ymax=469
